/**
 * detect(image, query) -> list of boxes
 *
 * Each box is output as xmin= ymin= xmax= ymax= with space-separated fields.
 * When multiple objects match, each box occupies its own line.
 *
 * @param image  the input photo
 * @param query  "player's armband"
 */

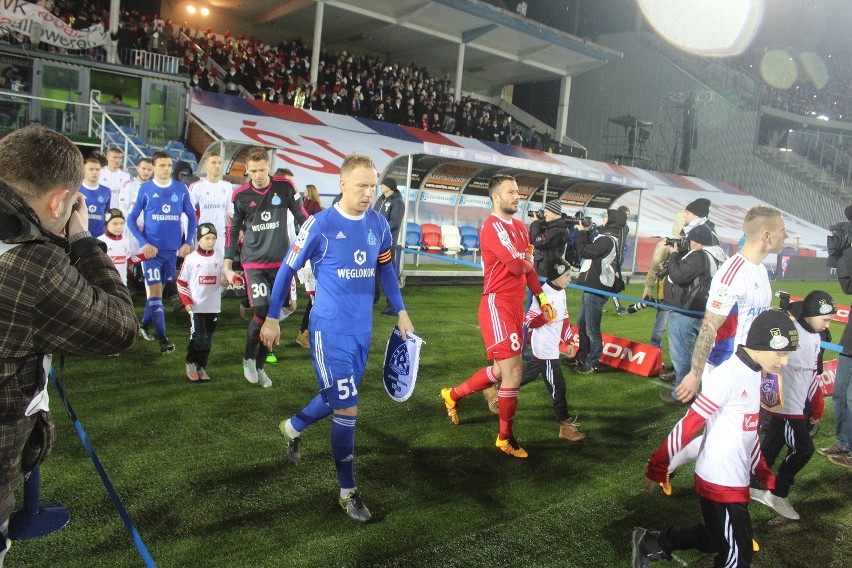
xmin=378 ymin=248 xmax=393 ymax=265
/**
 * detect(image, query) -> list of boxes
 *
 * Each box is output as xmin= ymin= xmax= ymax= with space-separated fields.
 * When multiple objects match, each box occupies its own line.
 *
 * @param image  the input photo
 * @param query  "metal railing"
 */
xmin=787 ymin=130 xmax=852 ymax=189
xmin=118 ymin=48 xmax=180 ymax=75
xmin=641 ymin=31 xmax=762 ymax=111
xmin=86 ymin=90 xmax=149 ymax=170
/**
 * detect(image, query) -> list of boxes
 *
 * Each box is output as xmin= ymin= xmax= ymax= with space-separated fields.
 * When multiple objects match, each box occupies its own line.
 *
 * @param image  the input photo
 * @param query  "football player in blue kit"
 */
xmin=128 ymin=151 xmax=197 ymax=353
xmin=260 ymin=152 xmax=414 ymax=522
xmin=223 ymin=147 xmax=307 ymax=387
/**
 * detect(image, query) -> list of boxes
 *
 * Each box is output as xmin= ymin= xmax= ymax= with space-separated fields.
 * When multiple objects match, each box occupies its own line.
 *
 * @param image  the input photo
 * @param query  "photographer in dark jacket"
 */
xmin=529 ymin=200 xmax=570 ymax=276
xmin=659 ymin=224 xmax=727 ymax=405
xmin=0 ymin=126 xmax=138 ymax=563
xmin=820 ymin=205 xmax=852 ymax=467
xmin=573 ymin=208 xmax=627 ymax=374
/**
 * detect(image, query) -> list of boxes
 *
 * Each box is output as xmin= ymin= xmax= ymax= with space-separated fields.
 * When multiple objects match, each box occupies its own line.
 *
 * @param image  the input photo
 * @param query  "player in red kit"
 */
xmin=440 ymin=174 xmax=555 ymax=458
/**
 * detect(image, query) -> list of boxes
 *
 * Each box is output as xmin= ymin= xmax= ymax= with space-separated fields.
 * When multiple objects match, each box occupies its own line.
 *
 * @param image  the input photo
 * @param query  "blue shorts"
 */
xmin=142 ymin=251 xmax=177 ymax=286
xmin=310 ymin=330 xmax=371 ymax=410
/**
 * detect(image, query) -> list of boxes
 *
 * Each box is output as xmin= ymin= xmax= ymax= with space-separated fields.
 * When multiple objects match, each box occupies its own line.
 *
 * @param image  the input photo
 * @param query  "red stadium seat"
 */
xmin=420 ymin=223 xmax=444 ymax=252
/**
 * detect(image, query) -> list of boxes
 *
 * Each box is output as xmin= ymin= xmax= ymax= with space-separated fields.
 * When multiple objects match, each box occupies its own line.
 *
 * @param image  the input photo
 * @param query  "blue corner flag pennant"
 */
xmin=383 ymin=327 xmax=424 ymax=402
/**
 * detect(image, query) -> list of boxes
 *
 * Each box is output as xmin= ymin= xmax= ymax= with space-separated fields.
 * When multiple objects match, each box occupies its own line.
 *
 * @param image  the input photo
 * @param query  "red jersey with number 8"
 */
xmin=480 ymin=214 xmax=531 ymax=301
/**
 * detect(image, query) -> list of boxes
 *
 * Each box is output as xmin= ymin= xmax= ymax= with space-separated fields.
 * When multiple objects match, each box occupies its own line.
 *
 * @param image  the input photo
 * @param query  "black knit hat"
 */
xmin=544 ymin=200 xmax=562 ymax=216
xmin=548 ymin=258 xmax=572 ymax=281
xmin=845 ymin=204 xmax=852 ymax=221
xmin=685 ymin=198 xmax=711 ymax=218
xmin=382 ymin=178 xmax=398 ymax=192
xmin=801 ymin=290 xmax=836 ymax=317
xmin=687 ymin=224 xmax=714 ymax=246
xmin=744 ymin=309 xmax=799 ymax=352
xmin=197 ymin=222 xmax=217 ymax=241
xmin=104 ymin=208 xmax=124 ymax=224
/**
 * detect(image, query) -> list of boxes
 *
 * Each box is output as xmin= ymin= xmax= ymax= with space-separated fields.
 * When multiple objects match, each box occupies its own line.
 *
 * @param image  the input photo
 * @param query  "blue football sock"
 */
xmin=150 ymin=297 xmax=166 ymax=338
xmin=291 ymin=394 xmax=332 ymax=432
xmin=331 ymin=414 xmax=357 ymax=490
xmin=141 ymin=301 xmax=152 ymax=327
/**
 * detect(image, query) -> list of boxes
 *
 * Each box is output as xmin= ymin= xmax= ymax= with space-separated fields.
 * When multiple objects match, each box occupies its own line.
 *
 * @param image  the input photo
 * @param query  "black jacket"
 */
xmin=837 ymin=245 xmax=852 ymax=356
xmin=372 ymin=190 xmax=405 ymax=246
xmin=529 ymin=217 xmax=570 ymax=275
xmin=576 ymin=209 xmax=627 ymax=293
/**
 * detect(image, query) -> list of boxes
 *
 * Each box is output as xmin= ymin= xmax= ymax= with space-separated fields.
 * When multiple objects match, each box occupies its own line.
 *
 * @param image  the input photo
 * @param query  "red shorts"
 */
xmin=478 ymin=293 xmax=525 ymax=360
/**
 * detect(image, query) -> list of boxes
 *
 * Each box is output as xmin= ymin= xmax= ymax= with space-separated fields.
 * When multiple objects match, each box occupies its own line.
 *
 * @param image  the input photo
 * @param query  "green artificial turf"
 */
xmin=9 ymin=281 xmax=852 ymax=567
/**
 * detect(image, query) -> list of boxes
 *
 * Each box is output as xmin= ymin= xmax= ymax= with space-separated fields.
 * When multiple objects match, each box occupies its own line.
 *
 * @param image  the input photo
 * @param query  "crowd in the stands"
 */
xmin=1 ymin=1 xmax=568 ymax=153
xmin=183 ymin=29 xmax=565 ymax=152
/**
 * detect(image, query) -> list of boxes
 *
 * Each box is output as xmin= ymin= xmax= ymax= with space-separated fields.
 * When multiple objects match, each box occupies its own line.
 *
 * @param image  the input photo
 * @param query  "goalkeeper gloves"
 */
xmin=537 ymin=293 xmax=556 ymax=322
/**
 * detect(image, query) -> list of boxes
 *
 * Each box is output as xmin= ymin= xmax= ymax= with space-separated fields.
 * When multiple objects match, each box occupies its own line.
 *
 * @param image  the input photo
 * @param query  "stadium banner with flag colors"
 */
xmin=189 ymin=91 xmax=831 ymax=264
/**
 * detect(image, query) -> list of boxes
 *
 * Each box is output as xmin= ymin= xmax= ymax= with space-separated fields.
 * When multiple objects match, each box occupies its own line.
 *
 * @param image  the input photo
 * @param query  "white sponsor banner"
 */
xmin=0 ymin=0 xmax=108 ymax=49
xmin=419 ymin=191 xmax=457 ymax=205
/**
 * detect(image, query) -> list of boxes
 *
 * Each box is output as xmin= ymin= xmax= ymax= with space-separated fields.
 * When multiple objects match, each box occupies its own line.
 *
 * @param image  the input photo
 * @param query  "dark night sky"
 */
xmin=485 ymin=0 xmax=852 ymax=126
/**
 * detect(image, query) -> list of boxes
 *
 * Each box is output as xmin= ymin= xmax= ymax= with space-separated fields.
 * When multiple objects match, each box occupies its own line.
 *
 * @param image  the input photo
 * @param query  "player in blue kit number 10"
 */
xmin=260 ymin=152 xmax=414 ymax=522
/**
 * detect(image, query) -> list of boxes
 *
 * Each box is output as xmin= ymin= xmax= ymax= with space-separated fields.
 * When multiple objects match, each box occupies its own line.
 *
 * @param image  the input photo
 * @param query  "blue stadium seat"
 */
xmin=166 ymin=140 xmax=185 ymax=151
xmin=179 ymin=150 xmax=197 ymax=162
xmin=405 ymin=222 xmax=422 ymax=249
xmin=120 ymin=125 xmax=137 ymax=136
xmin=459 ymin=225 xmax=480 ymax=262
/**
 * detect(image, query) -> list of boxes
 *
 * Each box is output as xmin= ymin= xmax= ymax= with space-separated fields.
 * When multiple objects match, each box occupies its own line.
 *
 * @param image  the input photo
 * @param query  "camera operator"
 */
xmin=658 ymin=224 xmax=727 ymax=405
xmin=0 ymin=126 xmax=137 ymax=563
xmin=573 ymin=208 xmax=628 ymax=374
xmin=641 ymin=213 xmax=687 ymax=371
xmin=528 ymin=200 xmax=570 ymax=276
xmin=818 ymin=205 xmax=852 ymax=467
xmin=683 ymin=197 xmax=720 ymax=245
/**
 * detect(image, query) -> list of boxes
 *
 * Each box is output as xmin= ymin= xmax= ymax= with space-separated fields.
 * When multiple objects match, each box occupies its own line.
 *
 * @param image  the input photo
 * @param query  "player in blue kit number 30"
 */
xmin=260 ymin=152 xmax=414 ymax=522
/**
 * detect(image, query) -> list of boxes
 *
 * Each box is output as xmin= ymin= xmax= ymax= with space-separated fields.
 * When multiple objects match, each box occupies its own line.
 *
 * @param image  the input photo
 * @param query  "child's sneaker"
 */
xmin=257 ymin=369 xmax=272 ymax=388
xmin=159 ymin=337 xmax=175 ymax=354
xmin=185 ymin=362 xmax=198 ymax=382
xmin=243 ymin=359 xmax=258 ymax=384
xmin=197 ymin=367 xmax=210 ymax=381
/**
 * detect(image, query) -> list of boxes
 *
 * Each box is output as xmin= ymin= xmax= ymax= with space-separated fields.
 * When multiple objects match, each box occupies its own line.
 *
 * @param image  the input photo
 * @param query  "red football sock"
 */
xmin=497 ymin=387 xmax=519 ymax=440
xmin=452 ymin=367 xmax=496 ymax=400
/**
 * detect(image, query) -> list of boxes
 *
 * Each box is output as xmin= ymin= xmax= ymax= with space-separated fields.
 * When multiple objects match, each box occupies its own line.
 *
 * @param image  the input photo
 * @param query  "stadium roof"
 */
xmin=209 ymin=0 xmax=622 ymax=85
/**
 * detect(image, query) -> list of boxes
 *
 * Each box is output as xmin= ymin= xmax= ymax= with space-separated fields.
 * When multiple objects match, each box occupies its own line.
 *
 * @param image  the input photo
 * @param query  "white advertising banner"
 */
xmin=0 ymin=0 xmax=109 ymax=49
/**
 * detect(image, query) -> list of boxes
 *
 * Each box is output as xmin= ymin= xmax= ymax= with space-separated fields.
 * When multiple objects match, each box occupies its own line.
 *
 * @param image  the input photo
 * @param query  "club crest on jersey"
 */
xmin=389 ymin=342 xmax=410 ymax=376
xmin=497 ymin=228 xmax=511 ymax=248
xmin=171 ymin=194 xmax=179 ymax=202
xmin=88 ymin=204 xmax=97 ymax=213
xmin=162 ymin=204 xmax=171 ymax=213
xmin=367 ymin=230 xmax=378 ymax=246
xmin=271 ymin=194 xmax=282 ymax=206
xmin=260 ymin=210 xmax=272 ymax=222
xmin=354 ymin=249 xmax=366 ymax=265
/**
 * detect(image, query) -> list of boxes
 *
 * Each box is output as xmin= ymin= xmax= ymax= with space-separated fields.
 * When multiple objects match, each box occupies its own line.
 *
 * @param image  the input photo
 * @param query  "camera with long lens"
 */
xmin=665 ymin=236 xmax=688 ymax=253
xmin=627 ymin=300 xmax=654 ymax=314
xmin=527 ymin=208 xmax=546 ymax=221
